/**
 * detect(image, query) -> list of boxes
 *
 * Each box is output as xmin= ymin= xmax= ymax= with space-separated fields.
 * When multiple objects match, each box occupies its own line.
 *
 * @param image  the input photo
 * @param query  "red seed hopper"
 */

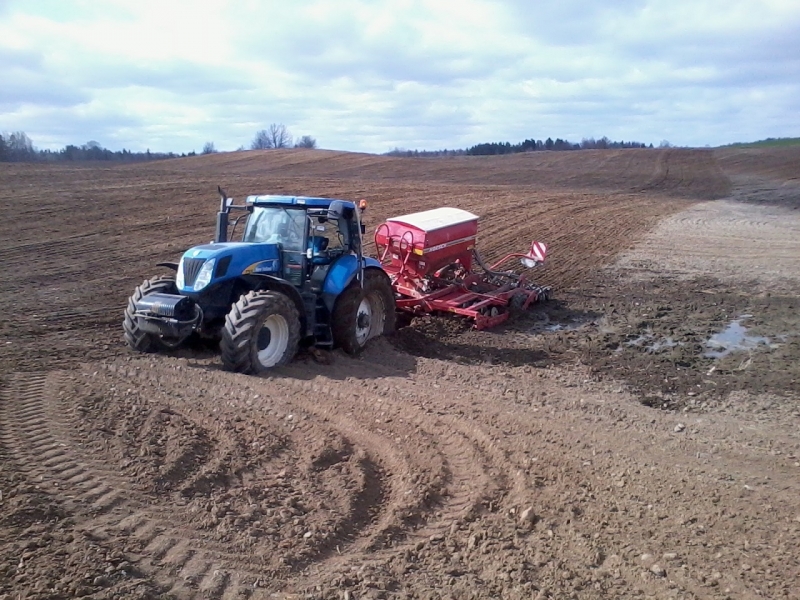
xmin=375 ymin=207 xmax=550 ymax=329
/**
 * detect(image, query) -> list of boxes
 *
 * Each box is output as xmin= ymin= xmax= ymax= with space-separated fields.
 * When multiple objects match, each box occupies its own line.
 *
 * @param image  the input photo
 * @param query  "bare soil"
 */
xmin=1 ymin=148 xmax=799 ymax=599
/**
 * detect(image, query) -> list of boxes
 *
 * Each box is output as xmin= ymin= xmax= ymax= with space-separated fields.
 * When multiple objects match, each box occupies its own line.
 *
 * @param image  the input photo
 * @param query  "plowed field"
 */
xmin=1 ymin=148 xmax=799 ymax=600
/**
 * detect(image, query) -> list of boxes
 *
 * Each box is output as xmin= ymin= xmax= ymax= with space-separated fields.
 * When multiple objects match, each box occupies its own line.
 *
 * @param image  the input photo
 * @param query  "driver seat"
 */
xmin=310 ymin=236 xmax=330 ymax=265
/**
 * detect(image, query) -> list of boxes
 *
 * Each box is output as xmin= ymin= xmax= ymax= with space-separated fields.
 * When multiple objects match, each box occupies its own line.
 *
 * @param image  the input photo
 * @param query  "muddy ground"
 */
xmin=1 ymin=148 xmax=799 ymax=599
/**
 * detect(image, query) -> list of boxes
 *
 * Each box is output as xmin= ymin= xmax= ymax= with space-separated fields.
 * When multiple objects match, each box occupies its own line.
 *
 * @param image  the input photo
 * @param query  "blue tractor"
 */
xmin=123 ymin=188 xmax=396 ymax=373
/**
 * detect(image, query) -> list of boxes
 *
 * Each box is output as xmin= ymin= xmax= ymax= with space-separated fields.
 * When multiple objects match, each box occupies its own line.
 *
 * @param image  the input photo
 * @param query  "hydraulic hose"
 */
xmin=472 ymin=249 xmax=520 ymax=281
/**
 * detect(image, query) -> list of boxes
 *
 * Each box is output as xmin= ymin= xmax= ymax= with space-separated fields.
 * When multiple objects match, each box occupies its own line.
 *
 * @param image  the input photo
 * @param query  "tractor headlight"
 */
xmin=193 ymin=258 xmax=216 ymax=291
xmin=176 ymin=257 xmax=185 ymax=289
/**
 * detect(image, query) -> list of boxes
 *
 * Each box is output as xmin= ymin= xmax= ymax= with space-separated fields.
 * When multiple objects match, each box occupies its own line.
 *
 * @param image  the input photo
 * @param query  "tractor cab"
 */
xmin=237 ymin=196 xmax=361 ymax=287
xmin=242 ymin=205 xmax=306 ymax=250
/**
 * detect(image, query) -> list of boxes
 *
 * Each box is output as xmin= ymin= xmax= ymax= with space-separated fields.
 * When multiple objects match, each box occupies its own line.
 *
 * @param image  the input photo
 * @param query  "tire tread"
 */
xmin=220 ymin=291 xmax=300 ymax=373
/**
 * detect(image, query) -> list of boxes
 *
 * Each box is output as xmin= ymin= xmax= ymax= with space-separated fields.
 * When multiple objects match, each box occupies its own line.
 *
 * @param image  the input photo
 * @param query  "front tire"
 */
xmin=332 ymin=270 xmax=396 ymax=355
xmin=123 ymin=275 xmax=180 ymax=352
xmin=220 ymin=291 xmax=301 ymax=374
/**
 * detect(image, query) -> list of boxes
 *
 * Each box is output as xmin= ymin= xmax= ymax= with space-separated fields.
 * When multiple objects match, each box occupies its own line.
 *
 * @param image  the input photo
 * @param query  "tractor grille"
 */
xmin=182 ymin=257 xmax=206 ymax=286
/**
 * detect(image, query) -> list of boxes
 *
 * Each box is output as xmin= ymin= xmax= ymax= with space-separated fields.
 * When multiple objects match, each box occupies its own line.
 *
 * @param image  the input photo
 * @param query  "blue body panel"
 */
xmin=178 ymin=242 xmax=281 ymax=293
xmin=321 ymin=255 xmax=383 ymax=312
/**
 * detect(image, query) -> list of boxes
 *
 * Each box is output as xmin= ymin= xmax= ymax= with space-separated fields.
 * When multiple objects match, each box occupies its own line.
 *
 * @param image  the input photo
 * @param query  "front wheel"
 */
xmin=332 ymin=270 xmax=396 ymax=355
xmin=123 ymin=275 xmax=181 ymax=352
xmin=220 ymin=291 xmax=301 ymax=374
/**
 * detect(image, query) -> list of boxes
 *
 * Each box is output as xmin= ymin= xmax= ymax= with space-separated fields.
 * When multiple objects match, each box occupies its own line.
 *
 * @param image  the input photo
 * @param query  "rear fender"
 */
xmin=322 ymin=256 xmax=383 ymax=312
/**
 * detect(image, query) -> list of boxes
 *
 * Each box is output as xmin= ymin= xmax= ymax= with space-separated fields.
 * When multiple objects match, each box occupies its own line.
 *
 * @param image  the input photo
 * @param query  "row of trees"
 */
xmin=0 ymin=124 xmax=318 ymax=163
xmin=466 ymin=137 xmax=652 ymax=155
xmin=202 ymin=124 xmax=317 ymax=154
xmin=385 ymin=136 xmax=654 ymax=157
xmin=249 ymin=123 xmax=316 ymax=150
xmin=0 ymin=131 xmax=188 ymax=163
xmin=2 ymin=127 xmax=668 ymax=164
xmin=0 ymin=131 xmax=36 ymax=161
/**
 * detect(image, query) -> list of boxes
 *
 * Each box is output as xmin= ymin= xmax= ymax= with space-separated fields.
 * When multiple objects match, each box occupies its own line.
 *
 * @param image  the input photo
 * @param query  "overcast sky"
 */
xmin=1 ymin=0 xmax=799 ymax=154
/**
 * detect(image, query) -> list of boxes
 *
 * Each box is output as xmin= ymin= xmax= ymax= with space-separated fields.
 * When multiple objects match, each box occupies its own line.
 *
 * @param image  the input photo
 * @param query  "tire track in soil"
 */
xmin=0 ymin=371 xmax=299 ymax=599
xmin=15 ymin=358 xmax=532 ymax=592
xmin=93 ymin=361 xmax=478 ymax=580
xmin=96 ymin=361 xmax=399 ymax=578
xmin=1 ymin=366 xmax=439 ymax=595
xmin=291 ymin=380 xmax=484 ymax=556
xmin=271 ymin=359 xmax=532 ymax=584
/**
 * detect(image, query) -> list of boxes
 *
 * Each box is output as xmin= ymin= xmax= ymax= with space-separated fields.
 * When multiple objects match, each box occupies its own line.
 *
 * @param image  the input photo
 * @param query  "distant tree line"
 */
xmin=385 ymin=136 xmax=652 ymax=157
xmin=0 ymin=132 xmax=36 ymax=161
xmin=0 ymin=131 xmax=187 ymax=163
xmin=0 ymin=124 xmax=318 ymax=164
xmin=2 ymin=128 xmax=656 ymax=164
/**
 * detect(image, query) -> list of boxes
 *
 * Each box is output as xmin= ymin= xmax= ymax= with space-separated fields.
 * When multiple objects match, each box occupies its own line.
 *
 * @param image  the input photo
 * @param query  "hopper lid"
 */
xmin=387 ymin=207 xmax=478 ymax=232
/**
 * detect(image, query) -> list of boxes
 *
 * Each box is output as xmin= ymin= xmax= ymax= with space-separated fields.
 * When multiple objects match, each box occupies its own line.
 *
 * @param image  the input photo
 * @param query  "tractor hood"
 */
xmin=177 ymin=242 xmax=281 ymax=292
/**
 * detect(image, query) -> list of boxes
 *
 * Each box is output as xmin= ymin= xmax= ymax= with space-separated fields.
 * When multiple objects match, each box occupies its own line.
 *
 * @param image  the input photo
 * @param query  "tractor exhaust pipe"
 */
xmin=215 ymin=186 xmax=230 ymax=243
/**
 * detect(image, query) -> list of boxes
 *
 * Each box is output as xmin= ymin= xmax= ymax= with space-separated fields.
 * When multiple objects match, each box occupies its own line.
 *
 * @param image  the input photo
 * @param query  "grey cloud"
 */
xmin=0 ymin=45 xmax=43 ymax=70
xmin=9 ymin=107 xmax=144 ymax=150
xmin=291 ymin=51 xmax=502 ymax=86
xmin=0 ymin=45 xmax=86 ymax=111
xmin=503 ymin=0 xmax=646 ymax=46
xmin=243 ymin=8 xmax=523 ymax=86
xmin=0 ymin=71 xmax=90 ymax=111
xmin=622 ymin=15 xmax=800 ymax=65
xmin=71 ymin=59 xmax=257 ymax=96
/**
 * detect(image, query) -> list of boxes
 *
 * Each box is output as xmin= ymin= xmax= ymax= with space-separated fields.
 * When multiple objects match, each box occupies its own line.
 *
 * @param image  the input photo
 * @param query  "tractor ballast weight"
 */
xmin=375 ymin=207 xmax=550 ymax=329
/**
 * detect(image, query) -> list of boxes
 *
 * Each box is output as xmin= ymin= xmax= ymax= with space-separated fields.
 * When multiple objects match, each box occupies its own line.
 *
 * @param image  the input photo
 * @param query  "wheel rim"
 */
xmin=256 ymin=314 xmax=290 ymax=367
xmin=355 ymin=297 xmax=373 ymax=346
xmin=356 ymin=291 xmax=385 ymax=346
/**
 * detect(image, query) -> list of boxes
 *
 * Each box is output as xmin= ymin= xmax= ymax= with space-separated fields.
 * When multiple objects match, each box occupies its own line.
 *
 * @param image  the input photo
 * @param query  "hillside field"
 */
xmin=1 ymin=147 xmax=799 ymax=600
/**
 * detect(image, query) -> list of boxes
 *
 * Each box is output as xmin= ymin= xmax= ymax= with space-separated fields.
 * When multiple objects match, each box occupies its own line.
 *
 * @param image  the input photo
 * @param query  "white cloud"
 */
xmin=0 ymin=0 xmax=799 ymax=153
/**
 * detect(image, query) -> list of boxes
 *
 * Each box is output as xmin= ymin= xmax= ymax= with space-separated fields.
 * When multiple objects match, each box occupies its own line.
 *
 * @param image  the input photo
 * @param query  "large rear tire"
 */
xmin=123 ymin=275 xmax=181 ymax=352
xmin=332 ymin=270 xmax=396 ymax=355
xmin=220 ymin=291 xmax=301 ymax=374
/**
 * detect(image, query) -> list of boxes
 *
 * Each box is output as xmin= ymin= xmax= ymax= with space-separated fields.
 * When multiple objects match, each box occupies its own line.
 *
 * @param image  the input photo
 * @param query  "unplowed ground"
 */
xmin=1 ymin=148 xmax=799 ymax=600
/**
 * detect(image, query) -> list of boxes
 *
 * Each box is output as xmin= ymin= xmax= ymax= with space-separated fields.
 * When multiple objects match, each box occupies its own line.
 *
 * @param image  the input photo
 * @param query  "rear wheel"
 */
xmin=220 ymin=291 xmax=301 ymax=373
xmin=123 ymin=275 xmax=181 ymax=352
xmin=333 ymin=270 xmax=396 ymax=355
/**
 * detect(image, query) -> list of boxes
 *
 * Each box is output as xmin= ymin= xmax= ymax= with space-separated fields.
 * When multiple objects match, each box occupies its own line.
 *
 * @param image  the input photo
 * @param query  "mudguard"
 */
xmin=322 ymin=255 xmax=383 ymax=312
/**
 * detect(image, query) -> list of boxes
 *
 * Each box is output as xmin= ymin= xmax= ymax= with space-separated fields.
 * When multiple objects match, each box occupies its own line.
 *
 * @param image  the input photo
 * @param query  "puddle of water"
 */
xmin=648 ymin=337 xmax=680 ymax=353
xmin=543 ymin=322 xmax=585 ymax=332
xmin=704 ymin=317 xmax=771 ymax=359
xmin=625 ymin=333 xmax=651 ymax=347
xmin=532 ymin=315 xmax=593 ymax=333
xmin=624 ymin=329 xmax=682 ymax=354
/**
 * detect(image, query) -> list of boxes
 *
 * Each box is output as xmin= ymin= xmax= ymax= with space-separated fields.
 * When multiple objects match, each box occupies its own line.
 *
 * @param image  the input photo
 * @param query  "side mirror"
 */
xmin=328 ymin=200 xmax=354 ymax=220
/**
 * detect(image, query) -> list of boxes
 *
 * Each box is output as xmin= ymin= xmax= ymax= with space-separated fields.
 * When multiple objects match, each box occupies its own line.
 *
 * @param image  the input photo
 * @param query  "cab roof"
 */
xmin=245 ymin=195 xmax=355 ymax=209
